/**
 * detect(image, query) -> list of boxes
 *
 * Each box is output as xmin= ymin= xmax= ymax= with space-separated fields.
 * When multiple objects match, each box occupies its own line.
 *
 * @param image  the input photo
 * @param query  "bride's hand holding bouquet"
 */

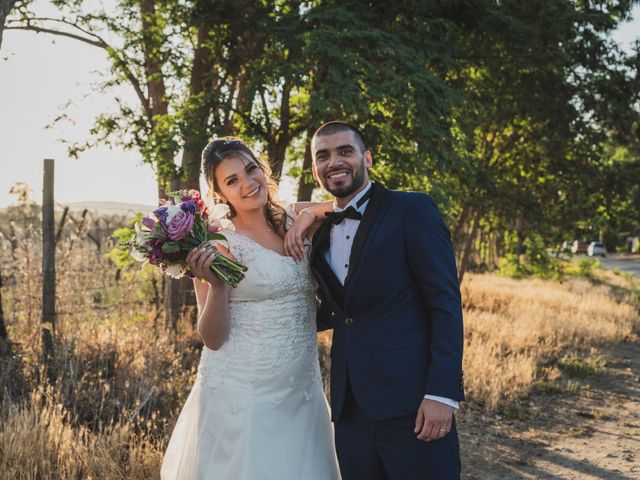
xmin=186 ymin=241 xmax=237 ymax=286
xmin=121 ymin=189 xmax=247 ymax=287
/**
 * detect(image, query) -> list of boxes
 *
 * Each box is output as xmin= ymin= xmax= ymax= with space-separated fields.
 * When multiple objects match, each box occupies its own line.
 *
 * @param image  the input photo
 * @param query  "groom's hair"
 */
xmin=312 ymin=121 xmax=366 ymax=154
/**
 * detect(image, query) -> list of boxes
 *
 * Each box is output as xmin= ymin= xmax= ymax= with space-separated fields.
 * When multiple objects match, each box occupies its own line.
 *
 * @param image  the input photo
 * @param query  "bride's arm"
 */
xmin=284 ymin=201 xmax=333 ymax=261
xmin=196 ymin=282 xmax=231 ymax=350
xmin=187 ymin=244 xmax=233 ymax=350
xmin=292 ymin=201 xmax=333 ymax=218
xmin=193 ymin=278 xmax=209 ymax=315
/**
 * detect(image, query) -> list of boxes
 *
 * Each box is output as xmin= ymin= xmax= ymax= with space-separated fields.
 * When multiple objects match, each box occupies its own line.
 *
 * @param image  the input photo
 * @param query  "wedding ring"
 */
xmin=439 ymin=428 xmax=446 ymax=432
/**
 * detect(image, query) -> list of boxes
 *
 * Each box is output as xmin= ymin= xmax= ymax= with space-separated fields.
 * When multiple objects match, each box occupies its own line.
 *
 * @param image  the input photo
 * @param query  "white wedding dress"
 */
xmin=161 ymin=228 xmax=341 ymax=480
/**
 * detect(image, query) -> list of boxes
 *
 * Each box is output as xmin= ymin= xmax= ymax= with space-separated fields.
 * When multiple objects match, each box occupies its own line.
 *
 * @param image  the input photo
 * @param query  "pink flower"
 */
xmin=188 ymin=189 xmax=207 ymax=215
xmin=166 ymin=209 xmax=195 ymax=240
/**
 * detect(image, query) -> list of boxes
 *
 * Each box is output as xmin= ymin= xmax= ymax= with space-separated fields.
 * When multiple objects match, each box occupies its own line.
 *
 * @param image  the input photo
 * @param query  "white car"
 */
xmin=587 ymin=242 xmax=607 ymax=257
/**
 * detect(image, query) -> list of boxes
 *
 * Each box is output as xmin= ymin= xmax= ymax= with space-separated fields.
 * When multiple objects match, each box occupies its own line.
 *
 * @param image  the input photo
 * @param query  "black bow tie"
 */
xmin=324 ymin=186 xmax=372 ymax=225
xmin=325 ymin=206 xmax=362 ymax=225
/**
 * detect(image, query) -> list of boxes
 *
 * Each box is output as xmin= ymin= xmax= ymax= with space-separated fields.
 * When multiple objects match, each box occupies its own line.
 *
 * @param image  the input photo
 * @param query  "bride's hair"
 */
xmin=201 ymin=136 xmax=290 ymax=235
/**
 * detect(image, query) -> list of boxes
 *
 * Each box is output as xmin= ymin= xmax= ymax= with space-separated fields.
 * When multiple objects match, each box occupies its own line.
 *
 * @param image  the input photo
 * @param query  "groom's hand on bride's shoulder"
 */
xmin=414 ymin=399 xmax=453 ymax=442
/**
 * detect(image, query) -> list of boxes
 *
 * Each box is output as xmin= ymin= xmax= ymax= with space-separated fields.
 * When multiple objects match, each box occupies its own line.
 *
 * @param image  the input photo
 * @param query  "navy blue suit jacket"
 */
xmin=310 ymin=182 xmax=464 ymax=422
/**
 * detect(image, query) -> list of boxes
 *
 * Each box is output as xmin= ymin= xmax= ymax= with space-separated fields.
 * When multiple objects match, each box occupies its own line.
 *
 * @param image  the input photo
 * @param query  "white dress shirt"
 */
xmin=325 ymin=182 xmax=459 ymax=410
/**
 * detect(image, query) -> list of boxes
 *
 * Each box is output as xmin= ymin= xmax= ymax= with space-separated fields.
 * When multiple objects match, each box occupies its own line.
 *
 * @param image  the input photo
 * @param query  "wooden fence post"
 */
xmin=42 ymin=159 xmax=56 ymax=370
xmin=0 ymin=260 xmax=7 ymax=341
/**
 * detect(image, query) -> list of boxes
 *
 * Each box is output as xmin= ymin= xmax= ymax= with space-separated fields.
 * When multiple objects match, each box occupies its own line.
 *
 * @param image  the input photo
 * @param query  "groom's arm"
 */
xmin=404 ymin=193 xmax=464 ymax=402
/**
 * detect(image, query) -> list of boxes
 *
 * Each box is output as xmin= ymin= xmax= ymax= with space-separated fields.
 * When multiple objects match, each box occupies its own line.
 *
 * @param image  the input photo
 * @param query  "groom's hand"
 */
xmin=414 ymin=399 xmax=453 ymax=442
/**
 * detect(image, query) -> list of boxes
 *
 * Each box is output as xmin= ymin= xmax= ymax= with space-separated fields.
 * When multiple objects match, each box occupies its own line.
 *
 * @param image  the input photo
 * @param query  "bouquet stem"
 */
xmin=209 ymin=254 xmax=247 ymax=288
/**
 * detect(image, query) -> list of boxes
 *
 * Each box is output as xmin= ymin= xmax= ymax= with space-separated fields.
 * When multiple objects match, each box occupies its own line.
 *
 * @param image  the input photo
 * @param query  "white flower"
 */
xmin=210 ymin=203 xmax=230 ymax=220
xmin=206 ymin=201 xmax=235 ymax=231
xmin=165 ymin=205 xmax=183 ymax=224
xmin=134 ymin=222 xmax=148 ymax=245
xmin=165 ymin=264 xmax=184 ymax=278
xmin=130 ymin=247 xmax=147 ymax=262
xmin=219 ymin=218 xmax=235 ymax=230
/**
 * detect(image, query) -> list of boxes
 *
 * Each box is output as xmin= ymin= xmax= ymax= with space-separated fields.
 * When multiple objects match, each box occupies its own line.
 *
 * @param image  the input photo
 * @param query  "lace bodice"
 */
xmin=197 ymin=226 xmax=321 ymax=395
xmin=223 ymin=228 xmax=315 ymax=303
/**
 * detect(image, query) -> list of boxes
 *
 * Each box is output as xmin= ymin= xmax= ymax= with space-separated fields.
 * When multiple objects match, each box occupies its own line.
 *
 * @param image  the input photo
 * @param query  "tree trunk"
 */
xmin=451 ymin=203 xmax=471 ymax=262
xmin=140 ymin=0 xmax=187 ymax=332
xmin=140 ymin=0 xmax=167 ymax=118
xmin=457 ymin=210 xmax=481 ymax=284
xmin=173 ymin=24 xmax=216 ymax=326
xmin=0 ymin=0 xmax=18 ymax=50
xmin=297 ymin=129 xmax=315 ymax=201
xmin=268 ymin=80 xmax=292 ymax=182
xmin=180 ymin=24 xmax=214 ymax=190
xmin=515 ymin=216 xmax=525 ymax=261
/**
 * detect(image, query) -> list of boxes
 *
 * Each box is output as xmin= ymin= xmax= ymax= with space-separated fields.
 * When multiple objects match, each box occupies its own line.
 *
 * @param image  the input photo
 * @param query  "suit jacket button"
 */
xmin=331 ymin=311 xmax=336 ymax=318
xmin=345 ymin=317 xmax=353 ymax=325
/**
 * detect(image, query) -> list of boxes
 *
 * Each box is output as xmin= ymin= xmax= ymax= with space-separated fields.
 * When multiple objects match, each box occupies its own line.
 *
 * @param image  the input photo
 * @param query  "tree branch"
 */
xmin=5 ymin=19 xmax=153 ymax=120
xmin=4 ymin=24 xmax=105 ymax=48
xmin=0 ymin=0 xmax=19 ymax=49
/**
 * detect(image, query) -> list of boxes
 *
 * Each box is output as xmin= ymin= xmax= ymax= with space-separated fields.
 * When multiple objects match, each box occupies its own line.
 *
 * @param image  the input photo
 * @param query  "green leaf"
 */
xmin=161 ymin=242 xmax=181 ymax=253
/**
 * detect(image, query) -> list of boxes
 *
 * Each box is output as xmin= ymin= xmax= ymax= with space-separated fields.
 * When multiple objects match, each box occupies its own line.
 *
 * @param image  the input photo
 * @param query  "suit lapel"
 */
xmin=310 ymin=218 xmax=344 ymax=307
xmin=344 ymin=182 xmax=390 ymax=290
xmin=311 ymin=182 xmax=391 ymax=307
xmin=310 ymin=215 xmax=331 ymax=266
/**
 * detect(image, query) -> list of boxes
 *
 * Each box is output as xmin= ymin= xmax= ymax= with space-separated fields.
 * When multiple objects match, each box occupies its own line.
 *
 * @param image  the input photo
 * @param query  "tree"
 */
xmin=438 ymin=0 xmax=639 ymax=280
xmin=6 ymin=0 xmax=200 ymax=329
xmin=295 ymin=0 xmax=463 ymax=200
xmin=0 ymin=0 xmax=19 ymax=49
xmin=5 ymin=0 xmax=638 ymax=286
xmin=5 ymin=0 xmax=313 ymax=328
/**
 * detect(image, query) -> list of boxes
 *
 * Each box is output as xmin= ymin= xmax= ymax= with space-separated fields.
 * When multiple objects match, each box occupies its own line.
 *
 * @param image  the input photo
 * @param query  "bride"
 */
xmin=161 ymin=137 xmax=340 ymax=480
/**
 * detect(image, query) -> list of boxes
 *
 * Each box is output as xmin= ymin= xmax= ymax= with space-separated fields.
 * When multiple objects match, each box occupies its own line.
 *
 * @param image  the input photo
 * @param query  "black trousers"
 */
xmin=334 ymin=380 xmax=461 ymax=480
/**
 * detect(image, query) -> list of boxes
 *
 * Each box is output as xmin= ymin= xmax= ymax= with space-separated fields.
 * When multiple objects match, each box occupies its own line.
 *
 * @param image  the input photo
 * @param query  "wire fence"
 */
xmin=0 ymin=203 xmax=168 ymax=340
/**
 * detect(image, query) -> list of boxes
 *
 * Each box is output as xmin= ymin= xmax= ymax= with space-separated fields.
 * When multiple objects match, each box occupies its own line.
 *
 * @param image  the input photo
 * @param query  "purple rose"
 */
xmin=166 ymin=209 xmax=195 ymax=240
xmin=141 ymin=217 xmax=157 ymax=232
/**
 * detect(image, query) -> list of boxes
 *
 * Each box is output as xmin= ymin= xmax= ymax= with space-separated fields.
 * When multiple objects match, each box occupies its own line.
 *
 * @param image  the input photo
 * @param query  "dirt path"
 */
xmin=459 ymin=341 xmax=640 ymax=479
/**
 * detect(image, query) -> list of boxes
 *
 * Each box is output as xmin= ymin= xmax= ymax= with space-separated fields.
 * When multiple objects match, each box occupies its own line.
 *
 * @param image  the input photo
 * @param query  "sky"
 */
xmin=1 ymin=3 xmax=639 ymax=209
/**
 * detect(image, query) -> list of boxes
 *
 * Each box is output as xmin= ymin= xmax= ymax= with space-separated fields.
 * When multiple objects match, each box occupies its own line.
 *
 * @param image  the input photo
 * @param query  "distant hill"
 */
xmin=60 ymin=201 xmax=155 ymax=215
xmin=0 ymin=201 xmax=155 ymax=216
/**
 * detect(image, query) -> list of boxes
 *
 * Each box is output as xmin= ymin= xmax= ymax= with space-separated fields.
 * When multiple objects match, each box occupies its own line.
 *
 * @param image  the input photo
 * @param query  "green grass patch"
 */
xmin=565 ymin=258 xmax=600 ymax=277
xmin=557 ymin=355 xmax=605 ymax=377
xmin=536 ymin=380 xmax=580 ymax=394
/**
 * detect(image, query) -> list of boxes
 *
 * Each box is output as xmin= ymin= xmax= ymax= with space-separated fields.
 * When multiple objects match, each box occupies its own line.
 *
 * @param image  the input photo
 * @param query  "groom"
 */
xmin=308 ymin=121 xmax=464 ymax=479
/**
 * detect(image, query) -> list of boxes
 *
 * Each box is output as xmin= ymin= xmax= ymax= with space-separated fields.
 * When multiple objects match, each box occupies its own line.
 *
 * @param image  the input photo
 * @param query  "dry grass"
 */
xmin=0 ymin=216 xmax=638 ymax=477
xmin=460 ymin=271 xmax=638 ymax=409
xmin=0 ymin=387 xmax=162 ymax=480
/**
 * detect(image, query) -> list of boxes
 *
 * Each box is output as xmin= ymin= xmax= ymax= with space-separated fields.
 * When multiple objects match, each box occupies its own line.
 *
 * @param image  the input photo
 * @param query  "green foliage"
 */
xmin=106 ymin=213 xmax=142 ymax=270
xmin=497 ymin=254 xmax=529 ymax=279
xmin=6 ymin=0 xmax=639 ymax=266
xmin=566 ymin=258 xmax=600 ymax=278
xmin=536 ymin=380 xmax=580 ymax=395
xmin=557 ymin=355 xmax=606 ymax=378
xmin=498 ymin=236 xmax=565 ymax=280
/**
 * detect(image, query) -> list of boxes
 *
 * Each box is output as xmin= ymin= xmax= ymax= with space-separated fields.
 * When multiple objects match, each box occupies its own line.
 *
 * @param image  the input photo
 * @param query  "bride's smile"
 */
xmin=214 ymin=155 xmax=269 ymax=212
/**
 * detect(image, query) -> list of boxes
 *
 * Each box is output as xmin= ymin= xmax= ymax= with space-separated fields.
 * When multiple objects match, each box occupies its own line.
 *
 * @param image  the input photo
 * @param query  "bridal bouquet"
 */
xmin=121 ymin=189 xmax=247 ymax=287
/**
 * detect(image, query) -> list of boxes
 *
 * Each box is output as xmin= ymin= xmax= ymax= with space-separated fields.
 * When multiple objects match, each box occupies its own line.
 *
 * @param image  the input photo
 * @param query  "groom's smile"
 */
xmin=312 ymin=130 xmax=373 ymax=206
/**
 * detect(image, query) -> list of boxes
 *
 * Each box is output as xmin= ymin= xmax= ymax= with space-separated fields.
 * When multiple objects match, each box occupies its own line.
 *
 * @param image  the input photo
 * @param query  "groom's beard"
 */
xmin=322 ymin=159 xmax=366 ymax=199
